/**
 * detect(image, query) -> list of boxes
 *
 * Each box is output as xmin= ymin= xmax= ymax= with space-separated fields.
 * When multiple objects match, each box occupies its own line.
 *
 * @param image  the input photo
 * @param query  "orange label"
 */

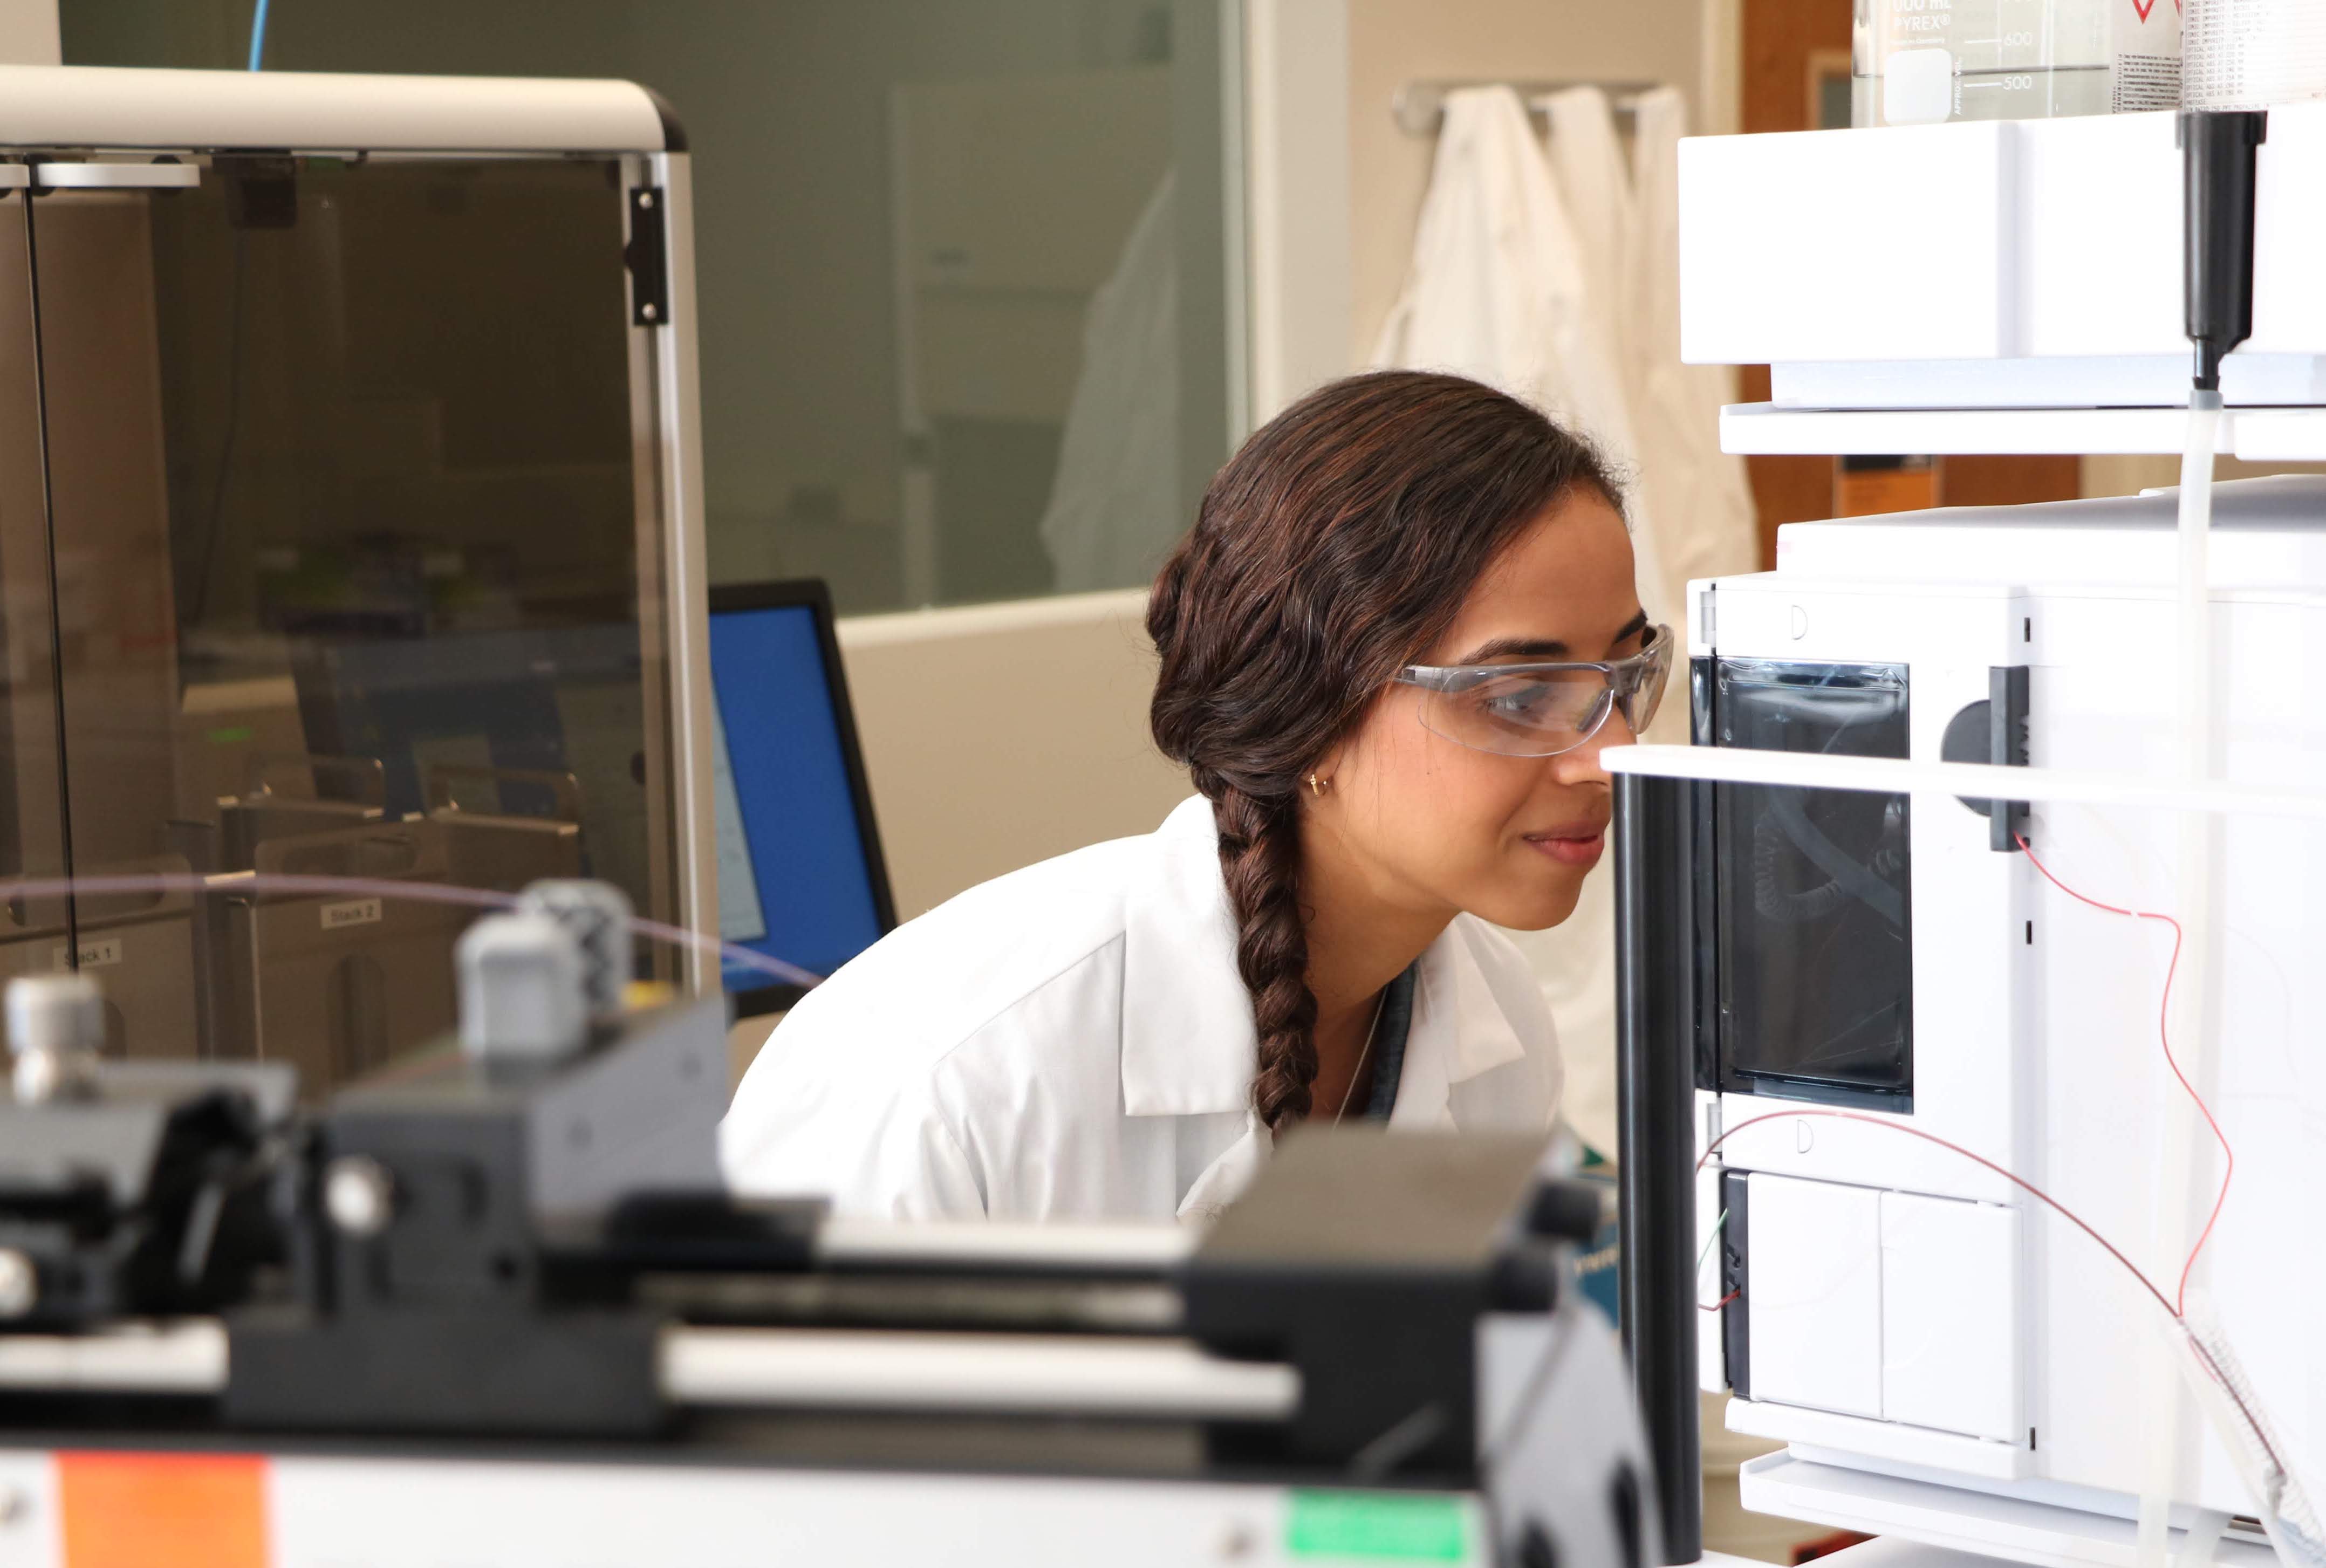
xmin=58 ymin=1451 xmax=268 ymax=1568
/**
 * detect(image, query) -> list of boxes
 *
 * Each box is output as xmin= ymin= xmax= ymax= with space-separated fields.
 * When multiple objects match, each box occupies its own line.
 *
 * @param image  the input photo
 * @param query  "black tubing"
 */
xmin=1615 ymin=769 xmax=1701 ymax=1564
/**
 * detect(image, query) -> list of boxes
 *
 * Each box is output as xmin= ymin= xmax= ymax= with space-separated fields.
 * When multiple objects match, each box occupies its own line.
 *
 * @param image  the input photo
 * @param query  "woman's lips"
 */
xmin=1525 ymin=829 xmax=1606 ymax=868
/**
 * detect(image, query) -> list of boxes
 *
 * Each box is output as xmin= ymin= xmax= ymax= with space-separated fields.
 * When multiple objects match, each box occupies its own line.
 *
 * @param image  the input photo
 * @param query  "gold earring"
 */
xmin=1305 ymin=773 xmax=1330 ymax=798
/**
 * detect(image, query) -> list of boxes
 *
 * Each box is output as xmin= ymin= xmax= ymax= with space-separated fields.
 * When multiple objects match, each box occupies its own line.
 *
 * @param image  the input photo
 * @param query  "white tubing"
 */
xmin=0 ymin=1317 xmax=1300 ymax=1425
xmin=0 ymin=1320 xmax=227 ymax=1392
xmin=2177 ymin=394 xmax=2223 ymax=775
xmin=660 ymin=1327 xmax=1299 ymax=1421
xmin=2176 ymin=1295 xmax=2326 ymax=1567
xmin=2140 ymin=390 xmax=2227 ymax=1568
xmin=813 ymin=1217 xmax=1195 ymax=1274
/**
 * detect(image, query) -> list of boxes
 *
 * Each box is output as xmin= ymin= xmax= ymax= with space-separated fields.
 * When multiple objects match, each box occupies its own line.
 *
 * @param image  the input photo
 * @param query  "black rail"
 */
xmin=1615 ymin=769 xmax=1701 ymax=1564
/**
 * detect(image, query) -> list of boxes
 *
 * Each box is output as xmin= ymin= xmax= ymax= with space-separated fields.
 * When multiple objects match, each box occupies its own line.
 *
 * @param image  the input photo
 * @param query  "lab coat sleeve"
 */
xmin=722 ymin=1031 xmax=990 ymax=1221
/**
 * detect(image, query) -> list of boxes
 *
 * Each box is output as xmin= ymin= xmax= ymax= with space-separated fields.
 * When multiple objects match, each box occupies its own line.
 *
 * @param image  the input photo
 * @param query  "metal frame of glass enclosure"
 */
xmin=0 ymin=65 xmax=712 ymax=1091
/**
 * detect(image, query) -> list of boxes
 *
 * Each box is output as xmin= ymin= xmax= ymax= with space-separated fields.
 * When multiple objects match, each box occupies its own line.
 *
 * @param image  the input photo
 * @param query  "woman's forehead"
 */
xmin=1435 ymin=496 xmax=1640 ymax=657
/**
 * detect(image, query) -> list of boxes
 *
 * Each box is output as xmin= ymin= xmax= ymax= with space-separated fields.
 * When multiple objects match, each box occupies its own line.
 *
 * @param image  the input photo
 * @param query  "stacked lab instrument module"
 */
xmin=1624 ymin=100 xmax=2326 ymax=1568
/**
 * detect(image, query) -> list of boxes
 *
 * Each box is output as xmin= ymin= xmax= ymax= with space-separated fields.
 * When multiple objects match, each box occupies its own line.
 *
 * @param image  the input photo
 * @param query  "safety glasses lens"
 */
xmin=1419 ymin=668 xmax=1610 ymax=757
xmin=1408 ymin=628 xmax=1672 ymax=758
xmin=1622 ymin=645 xmax=1671 ymax=733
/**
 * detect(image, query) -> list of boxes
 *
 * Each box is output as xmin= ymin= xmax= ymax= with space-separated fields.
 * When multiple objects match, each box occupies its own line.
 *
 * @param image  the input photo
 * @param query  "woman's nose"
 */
xmin=1556 ymin=705 xmax=1634 ymax=785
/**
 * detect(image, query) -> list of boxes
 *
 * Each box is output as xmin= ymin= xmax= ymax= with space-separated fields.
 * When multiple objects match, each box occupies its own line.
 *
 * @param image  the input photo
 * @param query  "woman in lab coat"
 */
xmin=721 ymin=371 xmax=1667 ymax=1222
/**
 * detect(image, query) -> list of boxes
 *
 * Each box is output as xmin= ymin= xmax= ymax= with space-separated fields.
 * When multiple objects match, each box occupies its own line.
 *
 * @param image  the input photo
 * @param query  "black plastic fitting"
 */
xmin=2179 ymin=109 xmax=2269 ymax=393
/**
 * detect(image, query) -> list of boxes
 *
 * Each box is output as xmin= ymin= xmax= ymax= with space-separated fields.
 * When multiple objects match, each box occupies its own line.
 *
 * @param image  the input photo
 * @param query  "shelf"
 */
xmin=1603 ymin=745 xmax=2326 ymax=824
xmin=1719 ymin=403 xmax=2326 ymax=460
xmin=1681 ymin=109 xmax=2326 ymax=439
xmin=1737 ymin=1450 xmax=2276 ymax=1568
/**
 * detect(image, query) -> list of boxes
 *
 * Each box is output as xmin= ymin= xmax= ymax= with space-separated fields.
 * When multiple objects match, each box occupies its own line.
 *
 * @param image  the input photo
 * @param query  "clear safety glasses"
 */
xmin=1391 ymin=625 xmax=1673 ymax=758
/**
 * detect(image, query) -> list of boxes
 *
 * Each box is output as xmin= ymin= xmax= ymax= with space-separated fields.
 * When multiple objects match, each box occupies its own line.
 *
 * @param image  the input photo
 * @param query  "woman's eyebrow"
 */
xmin=1455 ymin=635 xmax=1568 ymax=662
xmin=1454 ymin=612 xmax=1650 ymax=665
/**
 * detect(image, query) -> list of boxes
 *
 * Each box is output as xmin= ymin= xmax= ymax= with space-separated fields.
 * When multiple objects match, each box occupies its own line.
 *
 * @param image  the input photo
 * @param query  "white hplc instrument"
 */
xmin=1617 ymin=477 xmax=2326 ymax=1568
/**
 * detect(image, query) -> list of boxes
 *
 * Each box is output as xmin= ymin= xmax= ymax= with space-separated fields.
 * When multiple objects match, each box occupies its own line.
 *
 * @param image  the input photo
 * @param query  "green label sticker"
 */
xmin=1285 ymin=1490 xmax=1471 ymax=1562
xmin=206 ymin=726 xmax=257 ymax=745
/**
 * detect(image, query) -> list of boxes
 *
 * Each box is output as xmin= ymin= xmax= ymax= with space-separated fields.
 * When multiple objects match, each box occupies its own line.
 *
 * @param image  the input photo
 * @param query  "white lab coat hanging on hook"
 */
xmin=1537 ymin=88 xmax=1637 ymax=389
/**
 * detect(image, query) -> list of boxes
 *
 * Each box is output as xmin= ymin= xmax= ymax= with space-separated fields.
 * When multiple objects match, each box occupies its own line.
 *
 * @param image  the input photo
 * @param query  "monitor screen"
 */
xmin=706 ymin=585 xmax=892 ymax=1008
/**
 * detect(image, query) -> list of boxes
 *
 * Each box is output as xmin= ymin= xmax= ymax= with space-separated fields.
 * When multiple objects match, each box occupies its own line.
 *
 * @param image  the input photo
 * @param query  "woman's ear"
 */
xmin=1300 ymin=739 xmax=1351 ymax=804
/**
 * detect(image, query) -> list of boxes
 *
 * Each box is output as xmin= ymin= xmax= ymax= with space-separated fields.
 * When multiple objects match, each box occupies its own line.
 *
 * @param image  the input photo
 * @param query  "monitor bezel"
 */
xmin=706 ymin=577 xmax=898 ymax=1018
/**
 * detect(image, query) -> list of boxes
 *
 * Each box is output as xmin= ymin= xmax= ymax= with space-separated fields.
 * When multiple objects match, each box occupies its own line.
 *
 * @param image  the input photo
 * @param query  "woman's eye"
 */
xmin=1481 ymin=683 xmax=1553 ymax=721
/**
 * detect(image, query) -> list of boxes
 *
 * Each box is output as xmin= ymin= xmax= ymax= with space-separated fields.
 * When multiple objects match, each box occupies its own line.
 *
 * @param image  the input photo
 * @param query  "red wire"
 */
xmin=1687 ymin=834 xmax=2260 ymax=1466
xmin=2014 ymin=832 xmax=2234 ymax=1316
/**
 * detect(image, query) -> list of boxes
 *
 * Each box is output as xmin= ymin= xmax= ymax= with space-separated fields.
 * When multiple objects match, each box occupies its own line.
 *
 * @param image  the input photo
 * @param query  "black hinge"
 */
xmin=1987 ymin=663 xmax=2031 ymax=852
xmin=1940 ymin=664 xmax=2032 ymax=852
xmin=1688 ymin=653 xmax=1719 ymax=1093
xmin=1720 ymin=1168 xmax=1750 ymax=1400
xmin=625 ymin=187 xmax=669 ymax=327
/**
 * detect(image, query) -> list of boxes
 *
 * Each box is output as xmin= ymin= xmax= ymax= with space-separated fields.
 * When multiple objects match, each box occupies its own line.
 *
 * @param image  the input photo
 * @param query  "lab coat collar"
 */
xmin=1389 ymin=921 xmax=1529 ymax=1129
xmin=1118 ymin=797 xmax=1529 ymax=1125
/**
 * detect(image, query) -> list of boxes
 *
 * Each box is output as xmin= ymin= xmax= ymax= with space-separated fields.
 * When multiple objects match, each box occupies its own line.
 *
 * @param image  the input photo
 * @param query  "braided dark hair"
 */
xmin=1148 ymin=371 xmax=1622 ymax=1130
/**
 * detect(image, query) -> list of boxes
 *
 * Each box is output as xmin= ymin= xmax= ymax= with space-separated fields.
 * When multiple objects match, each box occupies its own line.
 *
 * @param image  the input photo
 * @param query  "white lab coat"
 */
xmin=720 ymin=796 xmax=1565 ymax=1222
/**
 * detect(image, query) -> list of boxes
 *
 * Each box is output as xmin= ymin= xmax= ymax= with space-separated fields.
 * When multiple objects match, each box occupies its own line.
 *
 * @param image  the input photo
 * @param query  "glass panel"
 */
xmin=30 ymin=156 xmax=663 ymax=1088
xmin=1713 ymin=659 xmax=1913 ymax=1108
xmin=60 ymin=1 xmax=1239 ymax=615
xmin=0 ymin=188 xmax=77 ymax=991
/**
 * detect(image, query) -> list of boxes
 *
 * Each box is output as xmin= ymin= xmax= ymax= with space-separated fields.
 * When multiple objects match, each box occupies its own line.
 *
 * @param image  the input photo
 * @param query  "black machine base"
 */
xmin=225 ymin=1305 xmax=664 ymax=1436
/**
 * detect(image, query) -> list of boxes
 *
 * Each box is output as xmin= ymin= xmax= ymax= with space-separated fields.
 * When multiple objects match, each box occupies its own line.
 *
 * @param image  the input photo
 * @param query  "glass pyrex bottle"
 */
xmin=1852 ymin=0 xmax=2182 ymax=127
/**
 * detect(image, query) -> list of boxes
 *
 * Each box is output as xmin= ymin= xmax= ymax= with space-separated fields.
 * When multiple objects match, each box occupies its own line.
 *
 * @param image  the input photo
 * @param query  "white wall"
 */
xmin=735 ymin=587 xmax=1184 ymax=1071
xmin=836 ymin=589 xmax=1189 ymax=920
xmin=0 ymin=0 xmax=57 ymax=64
xmin=1244 ymin=0 xmax=1353 ymax=419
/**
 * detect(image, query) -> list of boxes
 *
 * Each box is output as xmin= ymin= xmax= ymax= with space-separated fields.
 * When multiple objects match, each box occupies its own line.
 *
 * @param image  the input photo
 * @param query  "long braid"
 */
xmin=1212 ymin=783 xmax=1317 ymax=1129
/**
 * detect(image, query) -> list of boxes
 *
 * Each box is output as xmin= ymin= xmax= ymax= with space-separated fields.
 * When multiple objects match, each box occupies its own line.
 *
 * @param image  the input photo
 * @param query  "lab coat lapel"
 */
xmin=1119 ymin=796 xmax=1259 ymax=1118
xmin=1391 ymin=922 xmax=1528 ymax=1132
xmin=1175 ymin=1113 xmax=1270 ymax=1225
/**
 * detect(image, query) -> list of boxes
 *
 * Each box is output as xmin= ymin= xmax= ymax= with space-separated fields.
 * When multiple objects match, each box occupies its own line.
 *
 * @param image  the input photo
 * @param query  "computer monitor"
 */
xmin=706 ymin=579 xmax=895 ymax=1016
